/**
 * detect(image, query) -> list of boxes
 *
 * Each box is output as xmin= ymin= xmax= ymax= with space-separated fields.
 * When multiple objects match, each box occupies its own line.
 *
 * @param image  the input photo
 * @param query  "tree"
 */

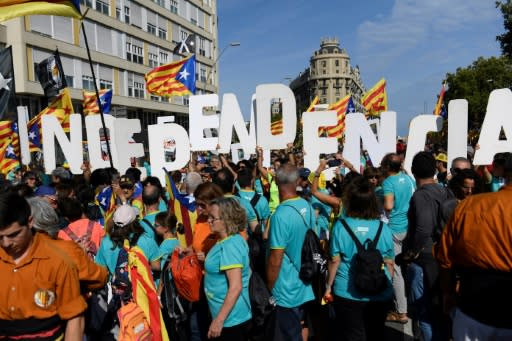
xmin=497 ymin=0 xmax=512 ymax=58
xmin=445 ymin=56 xmax=512 ymax=125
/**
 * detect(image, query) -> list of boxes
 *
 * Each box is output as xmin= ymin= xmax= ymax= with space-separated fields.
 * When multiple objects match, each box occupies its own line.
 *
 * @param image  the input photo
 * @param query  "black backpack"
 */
xmin=340 ymin=219 xmax=388 ymax=296
xmin=248 ymin=270 xmax=275 ymax=328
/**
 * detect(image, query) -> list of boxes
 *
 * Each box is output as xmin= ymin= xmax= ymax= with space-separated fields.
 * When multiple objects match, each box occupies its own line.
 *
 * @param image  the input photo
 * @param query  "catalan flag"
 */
xmin=27 ymin=88 xmax=73 ymax=151
xmin=96 ymin=185 xmax=116 ymax=228
xmin=125 ymin=241 xmax=169 ymax=341
xmin=270 ymin=119 xmax=283 ymax=135
xmin=0 ymin=0 xmax=82 ymax=22
xmin=362 ymin=78 xmax=387 ymax=117
xmin=306 ymin=96 xmax=320 ymax=113
xmin=0 ymin=138 xmax=19 ymax=175
xmin=164 ymin=169 xmax=197 ymax=246
xmin=324 ymin=95 xmax=351 ymax=138
xmin=145 ymin=55 xmax=196 ymax=97
xmin=0 ymin=120 xmax=19 ymax=155
xmin=83 ymin=89 xmax=112 ymax=115
xmin=433 ymin=82 xmax=446 ymax=118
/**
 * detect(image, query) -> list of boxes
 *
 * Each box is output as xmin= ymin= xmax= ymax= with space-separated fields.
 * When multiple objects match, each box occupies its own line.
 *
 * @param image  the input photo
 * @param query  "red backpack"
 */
xmin=170 ymin=249 xmax=203 ymax=302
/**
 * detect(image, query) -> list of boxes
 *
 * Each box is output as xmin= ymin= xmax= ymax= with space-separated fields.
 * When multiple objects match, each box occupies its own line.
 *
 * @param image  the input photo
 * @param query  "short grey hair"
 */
xmin=185 ymin=172 xmax=202 ymax=194
xmin=27 ymin=197 xmax=59 ymax=238
xmin=276 ymin=163 xmax=299 ymax=185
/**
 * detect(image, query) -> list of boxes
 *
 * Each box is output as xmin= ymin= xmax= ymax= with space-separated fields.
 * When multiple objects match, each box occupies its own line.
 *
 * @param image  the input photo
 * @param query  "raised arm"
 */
xmin=256 ymin=146 xmax=269 ymax=178
xmin=311 ymin=159 xmax=341 ymax=209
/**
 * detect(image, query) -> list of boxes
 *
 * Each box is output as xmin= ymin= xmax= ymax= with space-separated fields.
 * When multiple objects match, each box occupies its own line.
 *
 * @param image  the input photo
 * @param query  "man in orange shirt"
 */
xmin=0 ymin=193 xmax=86 ymax=340
xmin=437 ymin=152 xmax=512 ymax=340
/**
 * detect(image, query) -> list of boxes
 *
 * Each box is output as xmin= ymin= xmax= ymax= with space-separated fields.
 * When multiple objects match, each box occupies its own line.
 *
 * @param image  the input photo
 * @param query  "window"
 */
xmin=335 ymin=60 xmax=339 ymax=66
xmin=147 ymin=23 xmax=156 ymax=35
xmin=150 ymin=95 xmax=160 ymax=101
xmin=199 ymin=37 xmax=206 ymax=56
xmin=200 ymin=69 xmax=206 ymax=83
xmin=100 ymin=79 xmax=112 ymax=89
xmin=183 ymin=96 xmax=189 ymax=106
xmin=95 ymin=0 xmax=109 ymax=15
xmin=153 ymin=0 xmax=164 ymax=7
xmin=80 ymin=0 xmax=92 ymax=7
xmin=126 ymin=42 xmax=143 ymax=64
xmin=158 ymin=28 xmax=167 ymax=40
xmin=191 ymin=18 xmax=197 ymax=25
xmin=322 ymin=61 xmax=326 ymax=67
xmin=148 ymin=52 xmax=158 ymax=68
xmin=65 ymin=76 xmax=74 ymax=88
xmin=124 ymin=7 xmax=130 ymax=24
xmin=116 ymin=7 xmax=121 ymax=19
xmin=321 ymin=89 xmax=326 ymax=95
xmin=133 ymin=81 xmax=144 ymax=98
xmin=170 ymin=0 xmax=178 ymax=14
xmin=181 ymin=30 xmax=188 ymax=41
xmin=159 ymin=51 xmax=168 ymax=65
xmin=82 ymin=76 xmax=95 ymax=91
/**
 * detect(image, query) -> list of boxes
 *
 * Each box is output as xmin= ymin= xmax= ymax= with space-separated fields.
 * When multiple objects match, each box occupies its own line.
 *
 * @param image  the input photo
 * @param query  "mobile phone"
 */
xmin=327 ymin=159 xmax=341 ymax=167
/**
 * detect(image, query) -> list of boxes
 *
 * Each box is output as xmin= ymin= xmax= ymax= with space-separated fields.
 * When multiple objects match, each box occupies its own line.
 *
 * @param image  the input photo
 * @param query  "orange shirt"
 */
xmin=192 ymin=221 xmax=217 ymax=255
xmin=57 ymin=218 xmax=104 ymax=250
xmin=0 ymin=233 xmax=87 ymax=321
xmin=436 ymin=185 xmax=512 ymax=272
xmin=39 ymin=233 xmax=108 ymax=291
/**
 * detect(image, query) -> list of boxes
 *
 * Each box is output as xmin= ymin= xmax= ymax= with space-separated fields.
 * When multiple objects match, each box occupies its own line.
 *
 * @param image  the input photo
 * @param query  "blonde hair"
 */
xmin=209 ymin=197 xmax=247 ymax=235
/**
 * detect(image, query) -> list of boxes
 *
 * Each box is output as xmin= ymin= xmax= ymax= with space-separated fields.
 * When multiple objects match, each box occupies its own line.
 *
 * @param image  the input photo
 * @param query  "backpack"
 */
xmin=161 ymin=259 xmax=191 ymax=323
xmin=340 ymin=219 xmax=388 ymax=296
xmin=170 ymin=249 xmax=203 ymax=302
xmin=117 ymin=301 xmax=153 ymax=341
xmin=249 ymin=269 xmax=275 ymax=328
xmin=62 ymin=219 xmax=97 ymax=259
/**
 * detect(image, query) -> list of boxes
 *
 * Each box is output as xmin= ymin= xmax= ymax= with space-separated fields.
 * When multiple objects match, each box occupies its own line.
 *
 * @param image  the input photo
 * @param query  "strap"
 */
xmin=86 ymin=219 xmax=95 ymax=239
xmin=250 ymin=193 xmax=260 ymax=210
xmin=141 ymin=218 xmax=153 ymax=229
xmin=340 ymin=219 xmax=364 ymax=252
xmin=62 ymin=226 xmax=80 ymax=243
xmin=373 ymin=221 xmax=384 ymax=246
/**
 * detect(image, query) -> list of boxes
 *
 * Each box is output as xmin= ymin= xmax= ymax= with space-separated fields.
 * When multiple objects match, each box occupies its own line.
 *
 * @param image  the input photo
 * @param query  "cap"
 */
xmin=298 ymin=168 xmax=311 ymax=179
xmin=34 ymin=185 xmax=56 ymax=197
xmin=435 ymin=153 xmax=448 ymax=163
xmin=119 ymin=174 xmax=135 ymax=188
xmin=113 ymin=204 xmax=138 ymax=227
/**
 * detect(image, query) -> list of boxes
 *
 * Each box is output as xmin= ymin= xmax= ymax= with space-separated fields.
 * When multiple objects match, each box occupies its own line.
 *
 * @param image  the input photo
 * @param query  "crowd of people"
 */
xmin=0 ymin=141 xmax=511 ymax=341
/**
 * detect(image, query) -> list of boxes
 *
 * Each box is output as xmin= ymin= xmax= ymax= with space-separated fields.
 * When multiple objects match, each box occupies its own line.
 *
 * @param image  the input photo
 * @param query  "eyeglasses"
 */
xmin=450 ymin=168 xmax=462 ymax=174
xmin=207 ymin=216 xmax=222 ymax=223
xmin=154 ymin=223 xmax=162 ymax=228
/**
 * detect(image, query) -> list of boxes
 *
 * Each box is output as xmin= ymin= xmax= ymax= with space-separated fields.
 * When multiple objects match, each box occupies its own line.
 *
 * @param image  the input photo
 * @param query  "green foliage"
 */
xmin=496 ymin=0 xmax=512 ymax=58
xmin=445 ymin=56 xmax=512 ymax=124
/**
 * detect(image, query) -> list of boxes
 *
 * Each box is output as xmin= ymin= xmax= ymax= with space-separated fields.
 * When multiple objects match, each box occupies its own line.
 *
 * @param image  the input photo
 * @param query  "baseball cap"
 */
xmin=113 ymin=204 xmax=138 ymax=227
xmin=298 ymin=168 xmax=311 ymax=179
xmin=34 ymin=185 xmax=56 ymax=197
xmin=435 ymin=153 xmax=448 ymax=163
xmin=119 ymin=174 xmax=135 ymax=188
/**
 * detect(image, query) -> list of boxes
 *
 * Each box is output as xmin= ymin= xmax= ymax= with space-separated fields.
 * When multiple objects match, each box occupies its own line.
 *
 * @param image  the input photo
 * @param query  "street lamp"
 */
xmin=206 ymin=42 xmax=241 ymax=85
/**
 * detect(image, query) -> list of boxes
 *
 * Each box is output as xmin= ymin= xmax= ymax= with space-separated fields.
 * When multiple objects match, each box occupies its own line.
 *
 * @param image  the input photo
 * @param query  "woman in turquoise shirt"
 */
xmin=325 ymin=177 xmax=394 ymax=341
xmin=204 ymin=197 xmax=251 ymax=340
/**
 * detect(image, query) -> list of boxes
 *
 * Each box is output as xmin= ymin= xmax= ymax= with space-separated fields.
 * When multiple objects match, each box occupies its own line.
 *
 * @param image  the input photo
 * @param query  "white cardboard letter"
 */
xmin=302 ymin=110 xmax=338 ymax=170
xmin=189 ymin=94 xmax=219 ymax=151
xmin=447 ymin=100 xmax=468 ymax=167
xmin=218 ymin=94 xmax=256 ymax=155
xmin=113 ymin=118 xmax=145 ymax=175
xmin=85 ymin=114 xmax=117 ymax=171
xmin=404 ymin=115 xmax=443 ymax=175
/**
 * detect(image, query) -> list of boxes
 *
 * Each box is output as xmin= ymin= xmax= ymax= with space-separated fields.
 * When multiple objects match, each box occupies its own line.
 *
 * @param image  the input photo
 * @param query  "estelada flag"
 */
xmin=0 ymin=0 xmax=81 ymax=22
xmin=164 ymin=169 xmax=197 ymax=246
xmin=36 ymin=49 xmax=67 ymax=98
xmin=324 ymin=95 xmax=351 ymax=138
xmin=0 ymin=137 xmax=19 ymax=175
xmin=145 ymin=55 xmax=196 ymax=97
xmin=27 ymin=88 xmax=73 ymax=151
xmin=83 ymin=89 xmax=112 ymax=115
xmin=362 ymin=78 xmax=387 ymax=117
xmin=0 ymin=120 xmax=19 ymax=155
xmin=433 ymin=82 xmax=446 ymax=117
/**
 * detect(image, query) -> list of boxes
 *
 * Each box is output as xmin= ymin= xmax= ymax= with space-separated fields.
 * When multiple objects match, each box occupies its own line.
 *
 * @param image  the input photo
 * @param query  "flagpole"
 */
xmin=79 ymin=10 xmax=114 ymax=168
xmin=8 ymin=46 xmax=23 ymax=170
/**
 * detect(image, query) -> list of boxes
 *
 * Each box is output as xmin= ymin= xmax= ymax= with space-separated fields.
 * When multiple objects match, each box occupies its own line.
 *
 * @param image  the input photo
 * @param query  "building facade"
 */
xmin=0 ymin=0 xmax=218 ymax=148
xmin=290 ymin=37 xmax=365 ymax=114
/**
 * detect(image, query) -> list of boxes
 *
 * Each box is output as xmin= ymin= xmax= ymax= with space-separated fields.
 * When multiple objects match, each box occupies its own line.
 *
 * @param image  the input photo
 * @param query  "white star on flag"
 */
xmin=28 ymin=131 xmax=36 ymax=140
xmin=6 ymin=145 xmax=14 ymax=156
xmin=100 ymin=197 xmax=106 ymax=206
xmin=178 ymin=68 xmax=190 ymax=81
xmin=0 ymin=72 xmax=12 ymax=91
xmin=100 ymin=97 xmax=106 ymax=106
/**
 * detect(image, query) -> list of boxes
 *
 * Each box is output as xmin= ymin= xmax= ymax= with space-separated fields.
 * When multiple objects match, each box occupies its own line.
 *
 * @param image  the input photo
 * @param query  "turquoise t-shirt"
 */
xmin=159 ymin=238 xmax=180 ymax=269
xmin=311 ymin=189 xmax=332 ymax=237
xmin=237 ymin=189 xmax=271 ymax=224
xmin=204 ymin=234 xmax=252 ymax=327
xmin=382 ymin=172 xmax=416 ymax=233
xmin=269 ymin=197 xmax=315 ymax=308
xmin=96 ymin=234 xmax=162 ymax=275
xmin=330 ymin=217 xmax=394 ymax=301
xmin=490 ymin=176 xmax=506 ymax=192
xmin=225 ymin=194 xmax=257 ymax=225
xmin=254 ymin=178 xmax=264 ymax=195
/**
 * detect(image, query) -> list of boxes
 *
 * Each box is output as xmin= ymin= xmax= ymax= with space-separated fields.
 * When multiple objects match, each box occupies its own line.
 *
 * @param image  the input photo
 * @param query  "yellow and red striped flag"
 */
xmin=433 ymin=82 xmax=446 ymax=116
xmin=83 ymin=89 xmax=112 ymax=115
xmin=145 ymin=55 xmax=196 ymax=97
xmin=0 ymin=121 xmax=19 ymax=154
xmin=323 ymin=95 xmax=351 ymax=138
xmin=164 ymin=170 xmax=197 ymax=246
xmin=306 ymin=96 xmax=320 ymax=113
xmin=0 ymin=138 xmax=20 ymax=175
xmin=271 ymin=120 xmax=283 ymax=135
xmin=362 ymin=78 xmax=387 ymax=117
xmin=27 ymin=88 xmax=73 ymax=151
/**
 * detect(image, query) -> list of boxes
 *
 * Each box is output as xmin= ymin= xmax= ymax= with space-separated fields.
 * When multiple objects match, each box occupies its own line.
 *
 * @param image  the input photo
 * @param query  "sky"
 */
xmin=216 ymin=0 xmax=503 ymax=136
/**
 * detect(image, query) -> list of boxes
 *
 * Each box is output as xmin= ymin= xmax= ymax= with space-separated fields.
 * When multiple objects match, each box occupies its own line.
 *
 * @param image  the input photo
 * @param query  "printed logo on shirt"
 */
xmin=34 ymin=289 xmax=56 ymax=308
